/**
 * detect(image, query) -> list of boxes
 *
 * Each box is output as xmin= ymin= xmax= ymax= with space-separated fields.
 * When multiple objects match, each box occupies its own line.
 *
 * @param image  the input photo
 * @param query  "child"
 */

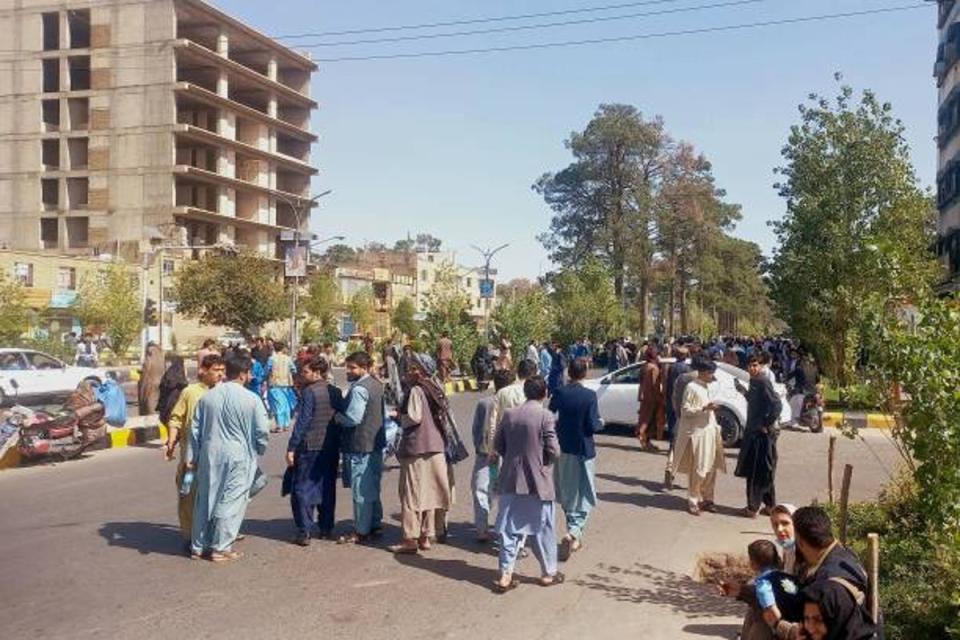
xmin=742 ymin=539 xmax=804 ymax=639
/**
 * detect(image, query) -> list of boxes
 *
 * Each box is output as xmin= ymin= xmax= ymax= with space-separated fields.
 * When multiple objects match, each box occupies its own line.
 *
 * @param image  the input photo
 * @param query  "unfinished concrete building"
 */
xmin=0 ymin=0 xmax=318 ymax=260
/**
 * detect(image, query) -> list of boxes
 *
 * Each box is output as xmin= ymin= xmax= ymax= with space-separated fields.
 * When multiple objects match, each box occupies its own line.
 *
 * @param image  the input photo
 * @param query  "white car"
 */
xmin=0 ymin=348 xmax=109 ymax=407
xmin=582 ymin=361 xmax=791 ymax=447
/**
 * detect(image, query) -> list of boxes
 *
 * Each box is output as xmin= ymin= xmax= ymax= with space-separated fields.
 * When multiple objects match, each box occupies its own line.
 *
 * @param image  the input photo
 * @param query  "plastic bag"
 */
xmin=95 ymin=379 xmax=128 ymax=427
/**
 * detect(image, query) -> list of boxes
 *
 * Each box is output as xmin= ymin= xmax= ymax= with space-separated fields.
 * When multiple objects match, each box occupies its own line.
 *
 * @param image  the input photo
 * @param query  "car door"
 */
xmin=595 ymin=365 xmax=642 ymax=425
xmin=24 ymin=351 xmax=68 ymax=396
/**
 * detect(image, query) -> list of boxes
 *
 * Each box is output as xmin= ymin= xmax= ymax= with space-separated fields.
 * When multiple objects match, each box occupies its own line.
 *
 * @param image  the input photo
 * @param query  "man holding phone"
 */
xmin=672 ymin=357 xmax=727 ymax=516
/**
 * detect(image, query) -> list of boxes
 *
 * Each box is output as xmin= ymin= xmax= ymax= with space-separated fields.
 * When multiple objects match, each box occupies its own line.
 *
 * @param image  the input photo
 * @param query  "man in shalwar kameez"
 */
xmin=673 ymin=358 xmax=727 ymax=516
xmin=187 ymin=354 xmax=270 ymax=562
xmin=548 ymin=357 xmax=603 ymax=560
xmin=336 ymin=351 xmax=387 ymax=545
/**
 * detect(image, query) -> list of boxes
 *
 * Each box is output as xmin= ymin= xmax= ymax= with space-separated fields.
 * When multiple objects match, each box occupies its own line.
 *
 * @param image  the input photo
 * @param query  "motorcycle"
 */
xmin=788 ymin=382 xmax=824 ymax=433
xmin=9 ymin=380 xmax=108 ymax=461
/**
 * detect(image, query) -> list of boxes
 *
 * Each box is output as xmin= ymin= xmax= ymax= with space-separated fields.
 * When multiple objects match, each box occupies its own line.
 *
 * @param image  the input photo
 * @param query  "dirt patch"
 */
xmin=694 ymin=552 xmax=753 ymax=586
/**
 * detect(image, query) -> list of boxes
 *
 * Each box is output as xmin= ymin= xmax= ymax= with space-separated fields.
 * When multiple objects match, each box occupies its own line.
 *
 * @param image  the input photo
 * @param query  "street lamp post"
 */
xmin=471 ymin=243 xmax=509 ymax=342
xmin=276 ymin=190 xmax=332 ymax=352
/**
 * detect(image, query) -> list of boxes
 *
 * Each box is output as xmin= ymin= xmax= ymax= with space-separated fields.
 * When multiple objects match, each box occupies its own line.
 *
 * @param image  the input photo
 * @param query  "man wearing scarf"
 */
xmin=390 ymin=353 xmax=453 ymax=553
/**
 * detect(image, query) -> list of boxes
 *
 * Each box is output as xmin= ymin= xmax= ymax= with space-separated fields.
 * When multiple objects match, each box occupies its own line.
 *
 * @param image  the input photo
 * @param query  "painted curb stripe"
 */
xmin=823 ymin=412 xmax=892 ymax=429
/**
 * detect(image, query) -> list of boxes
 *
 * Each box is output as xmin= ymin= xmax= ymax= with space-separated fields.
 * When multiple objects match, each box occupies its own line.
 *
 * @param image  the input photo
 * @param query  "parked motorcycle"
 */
xmin=7 ymin=379 xmax=108 ymax=462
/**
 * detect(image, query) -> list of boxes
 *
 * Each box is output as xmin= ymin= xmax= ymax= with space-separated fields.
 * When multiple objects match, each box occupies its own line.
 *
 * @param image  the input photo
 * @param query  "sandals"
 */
xmin=493 ymin=578 xmax=519 ymax=594
xmin=688 ymin=503 xmax=701 ymax=516
xmin=388 ymin=543 xmax=419 ymax=555
xmin=700 ymin=501 xmax=717 ymax=513
xmin=208 ymin=550 xmax=243 ymax=563
xmin=540 ymin=572 xmax=566 ymax=587
xmin=336 ymin=533 xmax=368 ymax=545
xmin=418 ymin=537 xmax=432 ymax=551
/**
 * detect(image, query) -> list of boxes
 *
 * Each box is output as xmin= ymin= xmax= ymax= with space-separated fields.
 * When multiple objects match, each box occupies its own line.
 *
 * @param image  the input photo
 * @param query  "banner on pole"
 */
xmin=285 ymin=246 xmax=307 ymax=277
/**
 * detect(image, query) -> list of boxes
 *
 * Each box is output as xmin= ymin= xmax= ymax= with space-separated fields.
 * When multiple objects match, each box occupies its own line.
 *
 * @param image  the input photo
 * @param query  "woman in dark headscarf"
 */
xmin=156 ymin=356 xmax=188 ymax=427
xmin=138 ymin=342 xmax=165 ymax=415
xmin=389 ymin=353 xmax=452 ymax=554
xmin=800 ymin=579 xmax=878 ymax=640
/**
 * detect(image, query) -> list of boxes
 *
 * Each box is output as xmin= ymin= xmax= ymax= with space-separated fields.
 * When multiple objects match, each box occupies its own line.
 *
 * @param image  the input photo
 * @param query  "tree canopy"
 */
xmin=491 ymin=287 xmax=555 ymax=353
xmin=73 ymin=263 xmax=141 ymax=356
xmin=301 ymin=271 xmax=341 ymax=343
xmin=172 ymin=252 xmax=287 ymax=337
xmin=0 ymin=271 xmax=29 ymax=343
xmin=768 ymin=80 xmax=939 ymax=383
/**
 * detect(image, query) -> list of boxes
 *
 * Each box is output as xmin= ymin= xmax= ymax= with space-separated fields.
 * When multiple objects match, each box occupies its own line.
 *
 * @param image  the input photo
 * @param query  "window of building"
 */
xmin=67 ymin=177 xmax=88 ymax=208
xmin=41 ymin=218 xmax=59 ymax=248
xmin=67 ymin=98 xmax=89 ymax=130
xmin=42 ymin=99 xmax=61 ymax=131
xmin=42 ymin=139 xmax=60 ymax=168
xmin=56 ymin=266 xmax=76 ymax=291
xmin=14 ymin=262 xmax=34 ymax=287
xmin=68 ymin=56 xmax=90 ymax=91
xmin=466 ymin=277 xmax=472 ymax=287
xmin=66 ymin=217 xmax=89 ymax=248
xmin=42 ymin=178 xmax=59 ymax=209
xmin=420 ymin=269 xmax=428 ymax=282
xmin=427 ymin=255 xmax=434 ymax=263
xmin=67 ymin=9 xmax=90 ymax=49
xmin=42 ymin=12 xmax=60 ymax=51
xmin=162 ymin=259 xmax=175 ymax=275
xmin=43 ymin=58 xmax=60 ymax=92
xmin=68 ymin=137 xmax=88 ymax=169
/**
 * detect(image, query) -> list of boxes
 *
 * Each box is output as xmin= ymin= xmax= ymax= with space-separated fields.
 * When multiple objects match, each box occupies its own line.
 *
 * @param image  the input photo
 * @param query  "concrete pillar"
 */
xmin=267 ymin=56 xmax=278 ymax=82
xmin=217 ymin=71 xmax=228 ymax=98
xmin=218 ymin=187 xmax=235 ymax=218
xmin=217 ymin=31 xmax=229 ymax=57
xmin=267 ymin=94 xmax=277 ymax=119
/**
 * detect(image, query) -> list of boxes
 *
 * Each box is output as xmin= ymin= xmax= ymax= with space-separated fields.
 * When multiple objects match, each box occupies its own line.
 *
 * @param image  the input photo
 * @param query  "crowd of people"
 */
xmin=142 ymin=330 xmax=876 ymax=638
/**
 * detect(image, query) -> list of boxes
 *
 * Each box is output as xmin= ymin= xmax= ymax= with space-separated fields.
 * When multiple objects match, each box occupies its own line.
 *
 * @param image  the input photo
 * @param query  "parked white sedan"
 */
xmin=582 ymin=361 xmax=791 ymax=447
xmin=0 ymin=349 xmax=109 ymax=406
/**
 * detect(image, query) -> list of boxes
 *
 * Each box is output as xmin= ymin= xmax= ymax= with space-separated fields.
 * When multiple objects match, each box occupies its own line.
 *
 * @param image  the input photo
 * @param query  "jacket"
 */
xmin=493 ymin=400 xmax=560 ymax=501
xmin=548 ymin=382 xmax=603 ymax=459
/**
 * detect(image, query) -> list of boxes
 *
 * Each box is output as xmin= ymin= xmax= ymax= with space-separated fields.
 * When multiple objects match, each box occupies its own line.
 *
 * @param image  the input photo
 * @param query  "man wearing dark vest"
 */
xmin=336 ymin=351 xmax=387 ymax=545
xmin=286 ymin=356 xmax=344 ymax=546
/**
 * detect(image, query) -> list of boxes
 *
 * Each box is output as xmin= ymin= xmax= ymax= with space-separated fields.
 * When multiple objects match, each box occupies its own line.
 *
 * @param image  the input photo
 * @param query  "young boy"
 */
xmin=742 ymin=539 xmax=803 ymax=639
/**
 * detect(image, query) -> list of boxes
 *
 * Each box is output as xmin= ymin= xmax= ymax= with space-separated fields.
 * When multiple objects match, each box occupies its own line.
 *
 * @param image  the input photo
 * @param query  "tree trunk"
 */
xmin=679 ymin=278 xmax=688 ymax=335
xmin=668 ymin=283 xmax=675 ymax=337
xmin=639 ymin=277 xmax=649 ymax=337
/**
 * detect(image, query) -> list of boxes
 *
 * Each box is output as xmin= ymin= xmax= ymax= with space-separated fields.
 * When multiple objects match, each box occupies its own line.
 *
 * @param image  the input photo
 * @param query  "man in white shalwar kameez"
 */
xmin=672 ymin=358 xmax=727 ymax=516
xmin=187 ymin=354 xmax=270 ymax=562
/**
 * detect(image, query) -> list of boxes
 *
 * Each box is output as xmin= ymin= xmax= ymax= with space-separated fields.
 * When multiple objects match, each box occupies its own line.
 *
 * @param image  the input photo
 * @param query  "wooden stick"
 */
xmin=828 ymin=434 xmax=837 ymax=505
xmin=867 ymin=533 xmax=880 ymax=622
xmin=839 ymin=464 xmax=853 ymax=545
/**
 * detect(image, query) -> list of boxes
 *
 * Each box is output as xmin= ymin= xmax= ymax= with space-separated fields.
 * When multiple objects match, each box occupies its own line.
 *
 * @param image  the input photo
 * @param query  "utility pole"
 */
xmin=471 ymin=243 xmax=508 ymax=342
xmin=277 ymin=190 xmax=332 ymax=352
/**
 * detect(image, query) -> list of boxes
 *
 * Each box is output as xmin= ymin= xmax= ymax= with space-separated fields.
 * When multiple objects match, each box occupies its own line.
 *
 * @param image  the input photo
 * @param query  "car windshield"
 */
xmin=610 ymin=366 xmax=641 ymax=385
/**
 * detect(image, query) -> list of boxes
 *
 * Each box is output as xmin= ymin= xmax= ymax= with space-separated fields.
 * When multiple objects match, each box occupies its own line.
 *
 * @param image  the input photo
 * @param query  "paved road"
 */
xmin=0 ymin=389 xmax=901 ymax=640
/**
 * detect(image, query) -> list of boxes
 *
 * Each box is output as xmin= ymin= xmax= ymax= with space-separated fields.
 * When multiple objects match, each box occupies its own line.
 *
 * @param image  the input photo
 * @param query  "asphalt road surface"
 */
xmin=0 ymin=389 xmax=901 ymax=640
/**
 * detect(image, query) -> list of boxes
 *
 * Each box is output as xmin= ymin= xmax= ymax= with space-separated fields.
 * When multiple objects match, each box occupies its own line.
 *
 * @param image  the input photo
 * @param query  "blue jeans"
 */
xmin=345 ymin=452 xmax=383 ymax=535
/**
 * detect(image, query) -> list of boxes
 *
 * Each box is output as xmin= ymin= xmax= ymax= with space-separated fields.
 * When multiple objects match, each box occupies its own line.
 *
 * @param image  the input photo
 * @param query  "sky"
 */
xmin=222 ymin=0 xmax=936 ymax=280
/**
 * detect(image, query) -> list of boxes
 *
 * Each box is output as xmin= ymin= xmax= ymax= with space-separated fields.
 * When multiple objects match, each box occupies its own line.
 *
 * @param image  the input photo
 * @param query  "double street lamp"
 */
xmin=471 ymin=243 xmax=509 ymax=342
xmin=275 ymin=189 xmax=335 ymax=351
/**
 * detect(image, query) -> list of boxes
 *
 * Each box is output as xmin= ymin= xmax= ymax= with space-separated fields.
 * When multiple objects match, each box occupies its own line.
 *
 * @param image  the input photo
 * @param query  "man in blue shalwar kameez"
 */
xmin=335 ymin=351 xmax=386 ymax=545
xmin=187 ymin=354 xmax=270 ymax=562
xmin=548 ymin=357 xmax=603 ymax=560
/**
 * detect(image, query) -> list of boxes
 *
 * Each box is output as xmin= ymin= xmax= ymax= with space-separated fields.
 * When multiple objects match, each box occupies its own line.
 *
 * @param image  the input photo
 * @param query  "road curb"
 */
xmin=443 ymin=378 xmax=478 ymax=394
xmin=0 ymin=417 xmax=165 ymax=472
xmin=823 ymin=411 xmax=893 ymax=429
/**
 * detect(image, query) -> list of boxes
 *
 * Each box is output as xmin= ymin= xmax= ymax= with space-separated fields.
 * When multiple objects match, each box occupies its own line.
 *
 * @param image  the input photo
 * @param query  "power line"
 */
xmin=315 ymin=4 xmax=930 ymax=63
xmin=274 ymin=0 xmax=690 ymax=39
xmin=297 ymin=0 xmax=769 ymax=48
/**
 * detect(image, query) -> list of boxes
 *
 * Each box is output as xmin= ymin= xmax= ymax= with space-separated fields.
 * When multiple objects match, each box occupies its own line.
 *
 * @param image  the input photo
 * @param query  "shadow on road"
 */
xmin=596 ymin=472 xmax=673 ymax=494
xmin=393 ymin=553 xmax=496 ymax=591
xmin=98 ymin=521 xmax=185 ymax=556
xmin=597 ymin=490 xmax=689 ymax=513
xmin=576 ymin=562 xmax=744 ymax=618
xmin=682 ymin=622 xmax=742 ymax=637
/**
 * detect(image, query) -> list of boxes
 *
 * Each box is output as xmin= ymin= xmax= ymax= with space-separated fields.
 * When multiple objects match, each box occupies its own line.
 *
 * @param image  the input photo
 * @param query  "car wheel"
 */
xmin=716 ymin=407 xmax=742 ymax=448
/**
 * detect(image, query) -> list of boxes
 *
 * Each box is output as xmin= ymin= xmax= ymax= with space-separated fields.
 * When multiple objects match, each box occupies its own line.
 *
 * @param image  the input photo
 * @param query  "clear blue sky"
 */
xmin=223 ymin=0 xmax=935 ymax=280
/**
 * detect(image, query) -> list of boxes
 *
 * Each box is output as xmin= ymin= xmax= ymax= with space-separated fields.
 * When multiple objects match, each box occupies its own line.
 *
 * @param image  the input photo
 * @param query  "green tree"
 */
xmin=172 ymin=252 xmax=286 ymax=337
xmin=73 ymin=263 xmax=142 ymax=356
xmin=422 ymin=263 xmax=480 ymax=370
xmin=347 ymin=287 xmax=376 ymax=335
xmin=535 ymin=104 xmax=669 ymax=331
xmin=491 ymin=287 xmax=555 ymax=354
xmin=0 ymin=271 xmax=28 ymax=342
xmin=302 ymin=271 xmax=341 ymax=342
xmin=319 ymin=243 xmax=356 ymax=265
xmin=769 ymin=79 xmax=939 ymax=384
xmin=550 ymin=259 xmax=624 ymax=346
xmin=391 ymin=297 xmax=418 ymax=339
